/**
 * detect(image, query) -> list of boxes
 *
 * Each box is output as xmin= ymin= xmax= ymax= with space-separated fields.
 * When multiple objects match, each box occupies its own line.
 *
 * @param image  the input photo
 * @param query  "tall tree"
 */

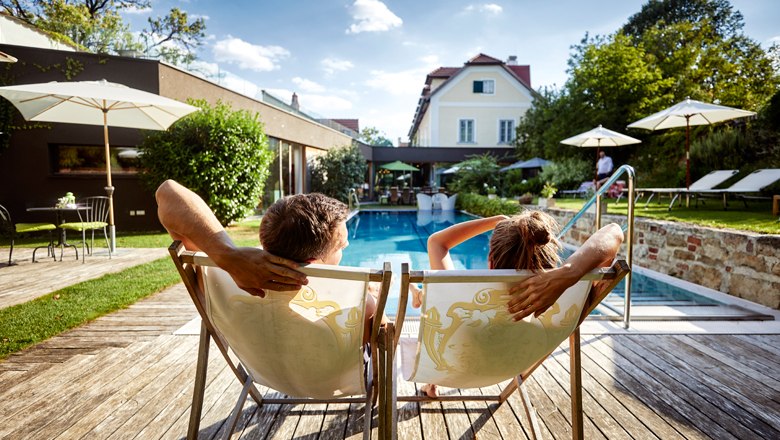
xmin=359 ymin=126 xmax=393 ymax=147
xmin=622 ymin=0 xmax=777 ymax=109
xmin=0 ymin=0 xmax=205 ymax=64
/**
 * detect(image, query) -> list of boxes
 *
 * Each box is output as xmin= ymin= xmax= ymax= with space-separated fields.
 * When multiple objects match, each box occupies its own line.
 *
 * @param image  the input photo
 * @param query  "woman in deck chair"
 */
xmin=411 ymin=210 xmax=623 ymax=397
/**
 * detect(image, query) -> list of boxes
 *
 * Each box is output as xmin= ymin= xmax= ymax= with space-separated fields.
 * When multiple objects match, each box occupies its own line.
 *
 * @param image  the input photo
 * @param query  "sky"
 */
xmin=122 ymin=1 xmax=779 ymax=145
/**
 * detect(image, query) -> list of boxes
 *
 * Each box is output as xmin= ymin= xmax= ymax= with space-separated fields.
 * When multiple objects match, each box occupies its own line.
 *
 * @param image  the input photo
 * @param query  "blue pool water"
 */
xmin=343 ymin=211 xmax=726 ymax=317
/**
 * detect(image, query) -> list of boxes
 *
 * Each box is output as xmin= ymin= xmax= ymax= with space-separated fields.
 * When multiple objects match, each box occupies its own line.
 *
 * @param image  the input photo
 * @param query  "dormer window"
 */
xmin=472 ymin=79 xmax=495 ymax=94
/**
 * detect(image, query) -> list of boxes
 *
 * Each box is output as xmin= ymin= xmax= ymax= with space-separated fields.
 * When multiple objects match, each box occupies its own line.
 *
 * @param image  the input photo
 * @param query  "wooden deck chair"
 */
xmin=377 ymin=260 xmax=629 ymax=440
xmin=169 ymin=241 xmax=394 ymax=440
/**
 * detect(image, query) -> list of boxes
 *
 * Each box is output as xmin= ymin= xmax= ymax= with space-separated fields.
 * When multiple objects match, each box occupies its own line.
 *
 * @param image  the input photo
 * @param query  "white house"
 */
xmin=408 ymin=54 xmax=535 ymax=147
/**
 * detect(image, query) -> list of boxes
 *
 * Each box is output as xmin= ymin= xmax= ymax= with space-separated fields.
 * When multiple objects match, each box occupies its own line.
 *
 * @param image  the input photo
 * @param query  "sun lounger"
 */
xmin=169 ymin=241 xmax=393 ymax=440
xmin=377 ymin=260 xmax=630 ymax=439
xmin=560 ymin=181 xmax=595 ymax=198
xmin=692 ymin=168 xmax=780 ymax=209
xmin=634 ymin=169 xmax=739 ymax=210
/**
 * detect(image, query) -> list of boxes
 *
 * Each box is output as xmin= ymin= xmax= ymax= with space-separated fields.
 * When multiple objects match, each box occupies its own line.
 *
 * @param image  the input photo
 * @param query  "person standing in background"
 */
xmin=595 ymin=150 xmax=614 ymax=189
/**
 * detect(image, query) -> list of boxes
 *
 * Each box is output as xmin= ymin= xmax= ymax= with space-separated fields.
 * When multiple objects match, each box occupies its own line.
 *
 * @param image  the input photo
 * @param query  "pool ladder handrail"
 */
xmin=348 ymin=188 xmax=360 ymax=211
xmin=557 ymin=164 xmax=636 ymax=329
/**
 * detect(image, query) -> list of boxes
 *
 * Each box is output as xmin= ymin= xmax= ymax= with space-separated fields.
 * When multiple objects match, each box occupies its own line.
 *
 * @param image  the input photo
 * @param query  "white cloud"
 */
xmin=122 ymin=6 xmax=152 ymax=14
xmin=346 ymin=0 xmax=403 ymax=34
xmin=184 ymin=60 xmax=260 ymax=97
xmin=321 ymin=57 xmax=354 ymax=74
xmin=191 ymin=14 xmax=210 ymax=21
xmin=463 ymin=3 xmax=503 ymax=14
xmin=364 ymin=68 xmax=427 ymax=96
xmin=419 ymin=54 xmax=440 ymax=65
xmin=292 ymin=77 xmax=326 ymax=93
xmin=266 ymin=88 xmax=353 ymax=114
xmin=212 ymin=36 xmax=290 ymax=72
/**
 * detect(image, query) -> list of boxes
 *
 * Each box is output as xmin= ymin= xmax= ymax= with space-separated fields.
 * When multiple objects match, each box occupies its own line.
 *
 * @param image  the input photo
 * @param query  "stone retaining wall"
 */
xmin=546 ymin=208 xmax=780 ymax=309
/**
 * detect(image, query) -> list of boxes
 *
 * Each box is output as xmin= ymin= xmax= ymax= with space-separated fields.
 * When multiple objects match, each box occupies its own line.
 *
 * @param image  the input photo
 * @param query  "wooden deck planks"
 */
xmin=592 ymin=336 xmax=745 ymax=440
xmin=0 ymin=277 xmax=778 ymax=439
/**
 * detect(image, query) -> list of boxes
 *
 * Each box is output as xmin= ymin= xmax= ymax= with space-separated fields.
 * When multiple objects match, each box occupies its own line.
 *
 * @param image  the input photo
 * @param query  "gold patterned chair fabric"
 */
xmin=379 ymin=261 xmax=629 ymax=440
xmin=169 ymin=242 xmax=393 ymax=440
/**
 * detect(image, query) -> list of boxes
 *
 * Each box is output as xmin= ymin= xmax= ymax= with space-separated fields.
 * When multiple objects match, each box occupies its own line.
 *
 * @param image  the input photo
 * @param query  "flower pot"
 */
xmin=538 ymin=198 xmax=555 ymax=208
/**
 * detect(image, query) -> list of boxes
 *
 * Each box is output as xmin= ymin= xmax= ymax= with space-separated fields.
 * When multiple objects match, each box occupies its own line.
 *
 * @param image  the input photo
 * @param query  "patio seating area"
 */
xmin=0 ymin=253 xmax=778 ymax=439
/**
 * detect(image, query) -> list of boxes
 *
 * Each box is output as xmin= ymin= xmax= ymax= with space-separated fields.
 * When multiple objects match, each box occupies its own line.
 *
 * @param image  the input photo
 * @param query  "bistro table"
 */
xmin=27 ymin=205 xmax=91 ymax=261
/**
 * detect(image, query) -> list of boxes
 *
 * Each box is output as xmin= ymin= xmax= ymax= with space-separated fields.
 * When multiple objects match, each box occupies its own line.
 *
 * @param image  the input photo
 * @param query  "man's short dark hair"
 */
xmin=259 ymin=193 xmax=348 ymax=262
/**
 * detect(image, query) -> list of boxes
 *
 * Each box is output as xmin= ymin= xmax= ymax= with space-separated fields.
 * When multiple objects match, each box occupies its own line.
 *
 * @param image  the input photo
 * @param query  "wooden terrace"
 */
xmin=0 ymin=249 xmax=779 ymax=439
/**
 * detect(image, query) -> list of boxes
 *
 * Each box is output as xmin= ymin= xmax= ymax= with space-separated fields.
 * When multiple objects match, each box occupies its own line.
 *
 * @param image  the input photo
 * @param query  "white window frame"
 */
xmin=458 ymin=119 xmax=475 ymax=144
xmin=498 ymin=119 xmax=516 ymax=144
xmin=473 ymin=79 xmax=495 ymax=95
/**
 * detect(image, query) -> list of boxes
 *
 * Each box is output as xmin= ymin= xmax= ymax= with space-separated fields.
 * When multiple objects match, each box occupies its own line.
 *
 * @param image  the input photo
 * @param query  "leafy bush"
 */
xmin=310 ymin=144 xmax=367 ymax=202
xmin=538 ymin=157 xmax=592 ymax=190
xmin=456 ymin=192 xmax=520 ymax=217
xmin=504 ymin=175 xmax=544 ymax=197
xmin=449 ymin=153 xmax=501 ymax=195
xmin=690 ymin=127 xmax=764 ymax=178
xmin=138 ymin=99 xmax=274 ymax=226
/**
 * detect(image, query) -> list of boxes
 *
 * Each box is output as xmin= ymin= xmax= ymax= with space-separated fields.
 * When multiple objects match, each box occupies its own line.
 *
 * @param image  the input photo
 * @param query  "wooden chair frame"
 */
xmin=169 ymin=241 xmax=395 ymax=440
xmin=377 ymin=260 xmax=630 ymax=440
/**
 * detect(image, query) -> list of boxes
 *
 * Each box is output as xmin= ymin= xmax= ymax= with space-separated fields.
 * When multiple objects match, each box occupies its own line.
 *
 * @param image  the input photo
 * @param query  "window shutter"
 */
xmin=473 ymin=81 xmax=483 ymax=93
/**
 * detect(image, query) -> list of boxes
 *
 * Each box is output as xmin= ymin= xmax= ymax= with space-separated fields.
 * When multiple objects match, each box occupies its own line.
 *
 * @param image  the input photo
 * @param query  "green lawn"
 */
xmin=551 ymin=196 xmax=780 ymax=234
xmin=0 ymin=258 xmax=181 ymax=359
xmin=0 ymin=220 xmax=262 ymax=360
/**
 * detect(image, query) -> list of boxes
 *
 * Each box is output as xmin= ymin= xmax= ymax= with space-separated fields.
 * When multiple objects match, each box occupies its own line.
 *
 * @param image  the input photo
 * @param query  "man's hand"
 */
xmin=213 ymin=247 xmax=308 ymax=297
xmin=506 ymin=265 xmax=579 ymax=321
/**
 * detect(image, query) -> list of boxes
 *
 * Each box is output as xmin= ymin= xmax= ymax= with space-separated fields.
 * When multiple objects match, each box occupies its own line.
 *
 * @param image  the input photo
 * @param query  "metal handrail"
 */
xmin=557 ymin=164 xmax=636 ymax=328
xmin=348 ymin=188 xmax=360 ymax=211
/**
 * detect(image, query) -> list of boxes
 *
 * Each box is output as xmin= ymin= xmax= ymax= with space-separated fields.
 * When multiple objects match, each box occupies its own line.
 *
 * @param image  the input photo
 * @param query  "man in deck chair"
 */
xmin=156 ymin=180 xmax=308 ymax=297
xmin=158 ymin=180 xmax=383 ymax=335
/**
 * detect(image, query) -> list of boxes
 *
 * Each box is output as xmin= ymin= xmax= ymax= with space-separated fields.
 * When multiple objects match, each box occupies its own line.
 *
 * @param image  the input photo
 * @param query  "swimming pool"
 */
xmin=343 ymin=210 xmax=771 ymax=320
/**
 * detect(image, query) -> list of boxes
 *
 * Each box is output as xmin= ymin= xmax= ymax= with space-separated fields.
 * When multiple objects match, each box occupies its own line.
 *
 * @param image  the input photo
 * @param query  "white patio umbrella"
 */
xmin=627 ymin=97 xmax=755 ymax=189
xmin=0 ymin=79 xmax=199 ymax=250
xmin=0 ymin=51 xmax=18 ymax=63
xmin=561 ymin=125 xmax=641 ymax=181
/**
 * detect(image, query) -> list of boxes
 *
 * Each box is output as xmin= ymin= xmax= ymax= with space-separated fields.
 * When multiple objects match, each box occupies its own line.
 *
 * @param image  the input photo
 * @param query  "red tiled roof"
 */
xmin=465 ymin=53 xmax=503 ymax=65
xmin=507 ymin=65 xmax=532 ymax=90
xmin=428 ymin=67 xmax=460 ymax=78
xmin=331 ymin=119 xmax=359 ymax=132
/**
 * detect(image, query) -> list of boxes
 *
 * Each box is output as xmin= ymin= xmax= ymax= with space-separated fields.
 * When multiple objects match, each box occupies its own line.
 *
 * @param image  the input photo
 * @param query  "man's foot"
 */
xmin=420 ymin=383 xmax=438 ymax=397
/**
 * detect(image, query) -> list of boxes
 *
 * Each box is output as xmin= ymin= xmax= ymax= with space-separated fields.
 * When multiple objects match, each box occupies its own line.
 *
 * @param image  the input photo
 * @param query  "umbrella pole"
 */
xmin=685 ymin=117 xmax=691 ymax=207
xmin=103 ymin=109 xmax=116 ymax=252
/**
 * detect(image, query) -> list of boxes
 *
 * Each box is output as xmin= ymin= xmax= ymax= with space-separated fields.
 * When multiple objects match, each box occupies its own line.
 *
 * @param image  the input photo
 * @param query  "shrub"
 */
xmin=538 ymin=157 xmax=592 ymax=190
xmin=138 ymin=99 xmax=273 ymax=226
xmin=456 ymin=192 xmax=520 ymax=217
xmin=310 ymin=144 xmax=367 ymax=202
xmin=449 ymin=153 xmax=501 ymax=195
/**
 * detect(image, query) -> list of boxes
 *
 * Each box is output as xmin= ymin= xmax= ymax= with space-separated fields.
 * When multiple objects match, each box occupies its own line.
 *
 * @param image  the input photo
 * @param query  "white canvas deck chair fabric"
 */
xmin=169 ymin=242 xmax=393 ymax=440
xmin=634 ymin=169 xmax=738 ymax=210
xmin=693 ymin=168 xmax=780 ymax=209
xmin=378 ymin=260 xmax=629 ymax=439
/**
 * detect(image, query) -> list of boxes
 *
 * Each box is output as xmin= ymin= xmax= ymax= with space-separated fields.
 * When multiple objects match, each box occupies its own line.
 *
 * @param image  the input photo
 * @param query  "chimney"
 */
xmin=291 ymin=92 xmax=300 ymax=111
xmin=506 ymin=55 xmax=518 ymax=65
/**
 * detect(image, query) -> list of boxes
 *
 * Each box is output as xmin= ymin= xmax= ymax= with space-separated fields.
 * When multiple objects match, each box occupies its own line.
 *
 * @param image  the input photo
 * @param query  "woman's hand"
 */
xmin=506 ymin=265 xmax=579 ymax=321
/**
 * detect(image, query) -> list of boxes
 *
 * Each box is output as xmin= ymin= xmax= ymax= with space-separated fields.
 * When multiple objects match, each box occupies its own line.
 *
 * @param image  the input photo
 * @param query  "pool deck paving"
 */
xmin=1 ymin=246 xmax=779 ymax=439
